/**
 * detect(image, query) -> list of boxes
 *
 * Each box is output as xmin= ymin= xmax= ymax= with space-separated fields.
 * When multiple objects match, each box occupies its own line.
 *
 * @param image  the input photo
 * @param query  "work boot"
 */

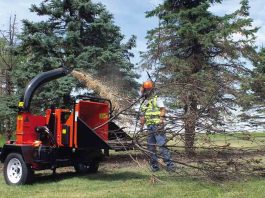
xmin=150 ymin=164 xmax=160 ymax=172
xmin=166 ymin=162 xmax=176 ymax=172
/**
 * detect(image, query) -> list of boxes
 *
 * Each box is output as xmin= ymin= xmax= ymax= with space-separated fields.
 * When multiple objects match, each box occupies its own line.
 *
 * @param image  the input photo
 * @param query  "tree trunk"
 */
xmin=63 ymin=94 xmax=71 ymax=107
xmin=184 ymin=95 xmax=198 ymax=156
xmin=6 ymin=70 xmax=13 ymax=95
xmin=4 ymin=118 xmax=13 ymax=140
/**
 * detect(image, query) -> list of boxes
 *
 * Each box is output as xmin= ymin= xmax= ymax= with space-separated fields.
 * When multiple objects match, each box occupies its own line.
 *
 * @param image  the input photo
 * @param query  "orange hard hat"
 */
xmin=143 ymin=80 xmax=154 ymax=89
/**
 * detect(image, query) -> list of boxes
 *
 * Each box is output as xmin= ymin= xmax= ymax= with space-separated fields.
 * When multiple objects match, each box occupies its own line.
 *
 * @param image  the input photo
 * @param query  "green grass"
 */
xmin=0 ymin=166 xmax=265 ymax=198
xmin=0 ymin=134 xmax=5 ymax=147
xmin=1 ymin=133 xmax=265 ymax=197
xmin=167 ymin=132 xmax=265 ymax=150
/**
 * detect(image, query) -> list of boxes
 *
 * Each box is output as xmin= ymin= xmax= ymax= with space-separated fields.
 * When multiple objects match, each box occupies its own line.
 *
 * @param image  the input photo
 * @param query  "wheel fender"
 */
xmin=0 ymin=144 xmax=34 ymax=164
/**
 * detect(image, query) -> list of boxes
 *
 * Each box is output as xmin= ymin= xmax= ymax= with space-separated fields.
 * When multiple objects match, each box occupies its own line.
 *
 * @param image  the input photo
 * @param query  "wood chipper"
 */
xmin=0 ymin=67 xmax=133 ymax=185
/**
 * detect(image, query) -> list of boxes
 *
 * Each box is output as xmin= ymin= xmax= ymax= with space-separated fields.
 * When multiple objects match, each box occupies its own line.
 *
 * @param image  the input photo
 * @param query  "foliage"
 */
xmin=0 ymin=15 xmax=20 ymax=137
xmin=142 ymin=0 xmax=258 ymax=154
xmin=0 ymin=95 xmax=19 ymax=137
xmin=239 ymin=47 xmax=265 ymax=110
xmin=250 ymin=47 xmax=265 ymax=102
xmin=16 ymin=0 xmax=138 ymax=111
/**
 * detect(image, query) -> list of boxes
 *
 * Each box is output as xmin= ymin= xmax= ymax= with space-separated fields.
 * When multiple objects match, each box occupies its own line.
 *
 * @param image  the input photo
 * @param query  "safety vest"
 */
xmin=141 ymin=95 xmax=161 ymax=125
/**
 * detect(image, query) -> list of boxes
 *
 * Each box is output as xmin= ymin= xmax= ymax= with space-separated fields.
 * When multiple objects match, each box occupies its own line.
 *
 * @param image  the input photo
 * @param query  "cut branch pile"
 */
xmin=72 ymin=69 xmax=265 ymax=181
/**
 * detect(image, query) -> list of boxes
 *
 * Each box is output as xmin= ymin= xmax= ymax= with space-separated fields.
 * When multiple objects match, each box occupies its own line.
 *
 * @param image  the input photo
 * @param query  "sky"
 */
xmin=0 ymin=0 xmax=265 ymax=72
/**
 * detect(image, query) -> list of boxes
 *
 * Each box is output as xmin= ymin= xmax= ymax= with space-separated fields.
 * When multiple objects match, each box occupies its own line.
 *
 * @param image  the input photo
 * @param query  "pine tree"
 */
xmin=16 ymin=0 xmax=138 ymax=110
xmin=143 ymin=0 xmax=258 ymax=154
xmin=0 ymin=15 xmax=20 ymax=139
xmin=250 ymin=47 xmax=265 ymax=102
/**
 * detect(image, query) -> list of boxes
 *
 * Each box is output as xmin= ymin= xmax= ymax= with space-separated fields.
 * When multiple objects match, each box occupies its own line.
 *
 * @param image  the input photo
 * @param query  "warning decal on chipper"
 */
xmin=17 ymin=115 xmax=23 ymax=121
xmin=62 ymin=129 xmax=66 ymax=134
xmin=18 ymin=102 xmax=24 ymax=107
xmin=99 ymin=113 xmax=108 ymax=119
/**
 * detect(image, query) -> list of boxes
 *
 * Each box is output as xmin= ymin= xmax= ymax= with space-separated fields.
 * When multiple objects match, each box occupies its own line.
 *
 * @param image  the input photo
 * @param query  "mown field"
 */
xmin=1 ymin=133 xmax=265 ymax=198
xmin=1 ymin=161 xmax=265 ymax=198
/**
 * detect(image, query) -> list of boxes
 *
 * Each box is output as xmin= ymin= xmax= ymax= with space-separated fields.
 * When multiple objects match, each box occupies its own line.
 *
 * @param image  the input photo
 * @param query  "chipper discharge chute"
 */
xmin=0 ymin=67 xmax=133 ymax=185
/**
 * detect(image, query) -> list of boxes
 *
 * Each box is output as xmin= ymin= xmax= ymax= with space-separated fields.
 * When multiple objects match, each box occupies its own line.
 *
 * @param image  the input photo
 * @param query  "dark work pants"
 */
xmin=147 ymin=125 xmax=172 ymax=166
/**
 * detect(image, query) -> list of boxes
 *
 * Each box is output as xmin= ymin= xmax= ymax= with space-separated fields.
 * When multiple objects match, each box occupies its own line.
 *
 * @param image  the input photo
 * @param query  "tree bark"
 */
xmin=5 ymin=119 xmax=12 ymax=140
xmin=184 ymin=94 xmax=198 ymax=156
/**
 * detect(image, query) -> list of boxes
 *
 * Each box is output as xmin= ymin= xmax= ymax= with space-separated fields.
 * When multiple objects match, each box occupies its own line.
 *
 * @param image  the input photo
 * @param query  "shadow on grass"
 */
xmin=32 ymin=170 xmax=148 ymax=185
xmin=32 ymin=169 xmax=204 ymax=186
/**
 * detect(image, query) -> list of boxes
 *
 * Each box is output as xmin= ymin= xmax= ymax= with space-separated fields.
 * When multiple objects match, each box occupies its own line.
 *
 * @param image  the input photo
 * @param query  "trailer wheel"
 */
xmin=4 ymin=153 xmax=33 ymax=185
xmin=74 ymin=161 xmax=99 ymax=174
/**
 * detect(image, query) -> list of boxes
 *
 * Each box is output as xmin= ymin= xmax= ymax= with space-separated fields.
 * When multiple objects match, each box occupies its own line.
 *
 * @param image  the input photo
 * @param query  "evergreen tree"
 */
xmin=143 ymin=0 xmax=258 ymax=154
xmin=16 ymin=0 xmax=138 ymax=110
xmin=0 ymin=15 xmax=20 ymax=139
xmin=250 ymin=47 xmax=265 ymax=102
xmin=238 ymin=47 xmax=265 ymax=110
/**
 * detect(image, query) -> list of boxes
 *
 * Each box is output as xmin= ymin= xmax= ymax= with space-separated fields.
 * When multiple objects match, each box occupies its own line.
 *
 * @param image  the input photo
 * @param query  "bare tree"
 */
xmin=0 ymin=15 xmax=18 ymax=95
xmin=0 ymin=15 xmax=19 ymax=140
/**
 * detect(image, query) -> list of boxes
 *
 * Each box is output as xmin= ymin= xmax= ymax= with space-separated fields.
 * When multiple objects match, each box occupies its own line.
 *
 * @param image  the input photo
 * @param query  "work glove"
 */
xmin=157 ymin=123 xmax=165 ymax=132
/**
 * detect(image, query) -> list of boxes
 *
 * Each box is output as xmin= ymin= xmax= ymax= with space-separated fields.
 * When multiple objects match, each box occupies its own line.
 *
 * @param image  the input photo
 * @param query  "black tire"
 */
xmin=74 ymin=161 xmax=99 ymax=174
xmin=4 ymin=153 xmax=33 ymax=185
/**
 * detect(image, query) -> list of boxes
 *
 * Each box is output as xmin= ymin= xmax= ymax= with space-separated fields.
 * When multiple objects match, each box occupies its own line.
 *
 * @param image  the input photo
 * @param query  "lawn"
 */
xmin=0 ymin=164 xmax=265 ymax=198
xmin=1 ymin=133 xmax=265 ymax=198
xmin=166 ymin=132 xmax=265 ymax=150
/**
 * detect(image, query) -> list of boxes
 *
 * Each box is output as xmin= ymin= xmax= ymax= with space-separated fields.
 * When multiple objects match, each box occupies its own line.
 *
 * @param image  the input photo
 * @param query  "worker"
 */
xmin=139 ymin=80 xmax=175 ymax=172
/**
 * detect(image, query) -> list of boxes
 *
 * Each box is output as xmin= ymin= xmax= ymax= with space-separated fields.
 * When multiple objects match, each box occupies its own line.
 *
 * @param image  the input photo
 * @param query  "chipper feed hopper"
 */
xmin=0 ymin=67 xmax=133 ymax=185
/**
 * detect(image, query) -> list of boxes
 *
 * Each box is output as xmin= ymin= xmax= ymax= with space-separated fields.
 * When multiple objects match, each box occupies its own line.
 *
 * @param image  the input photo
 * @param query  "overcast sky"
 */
xmin=0 ymin=0 xmax=265 ymax=68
